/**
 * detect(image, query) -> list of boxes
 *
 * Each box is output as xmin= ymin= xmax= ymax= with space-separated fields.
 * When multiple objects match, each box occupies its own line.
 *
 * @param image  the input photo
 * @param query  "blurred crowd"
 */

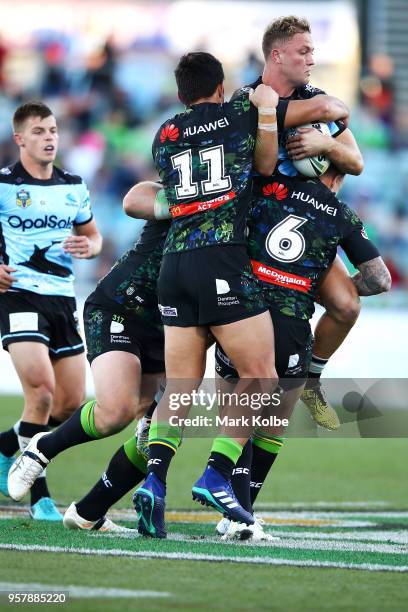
xmin=0 ymin=33 xmax=407 ymax=297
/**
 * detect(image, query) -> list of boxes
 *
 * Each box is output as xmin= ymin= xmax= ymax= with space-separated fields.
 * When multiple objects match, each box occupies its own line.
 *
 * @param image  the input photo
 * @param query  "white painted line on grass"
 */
xmin=0 ymin=543 xmax=407 ymax=573
xmin=255 ymin=501 xmax=391 ymax=509
xmin=265 ymin=530 xmax=408 ymax=545
xmin=0 ymin=582 xmax=169 ymax=599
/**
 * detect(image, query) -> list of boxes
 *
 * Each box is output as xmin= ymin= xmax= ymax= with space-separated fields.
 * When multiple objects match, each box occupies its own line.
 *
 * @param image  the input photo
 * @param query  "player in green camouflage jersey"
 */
xmin=8 ymin=183 xmax=169 ymax=527
xmin=154 ymin=90 xmax=256 ymax=254
xmin=214 ymin=167 xmax=391 ymax=539
xmin=133 ymin=52 xmax=282 ymax=538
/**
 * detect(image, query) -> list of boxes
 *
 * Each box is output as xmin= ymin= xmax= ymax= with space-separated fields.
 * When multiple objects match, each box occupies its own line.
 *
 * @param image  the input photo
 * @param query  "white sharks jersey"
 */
xmin=0 ymin=162 xmax=93 ymax=296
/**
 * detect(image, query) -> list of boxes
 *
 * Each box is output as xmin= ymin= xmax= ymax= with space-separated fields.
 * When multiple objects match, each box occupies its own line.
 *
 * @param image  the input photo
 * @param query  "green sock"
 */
xmin=124 ymin=437 xmax=147 ymax=473
xmin=210 ymin=436 xmax=243 ymax=463
xmin=148 ymin=420 xmax=182 ymax=454
xmin=252 ymin=431 xmax=284 ymax=454
xmin=80 ymin=400 xmax=104 ymax=439
xmin=208 ymin=436 xmax=243 ymax=480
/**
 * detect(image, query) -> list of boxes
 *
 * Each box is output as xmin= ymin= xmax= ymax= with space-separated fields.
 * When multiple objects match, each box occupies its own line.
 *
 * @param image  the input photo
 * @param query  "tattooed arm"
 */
xmin=351 ymin=257 xmax=392 ymax=296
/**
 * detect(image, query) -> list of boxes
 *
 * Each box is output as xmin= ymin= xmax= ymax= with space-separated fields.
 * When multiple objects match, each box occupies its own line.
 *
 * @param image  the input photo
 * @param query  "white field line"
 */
xmin=0 ymin=543 xmax=407 ymax=573
xmin=95 ymin=530 xmax=408 ymax=555
xmin=158 ymin=533 xmax=407 ymax=555
xmin=256 ymin=511 xmax=408 ymax=518
xmin=265 ymin=530 xmax=408 ymax=545
xmin=254 ymin=501 xmax=391 ymax=509
xmin=0 ymin=582 xmax=169 ymax=599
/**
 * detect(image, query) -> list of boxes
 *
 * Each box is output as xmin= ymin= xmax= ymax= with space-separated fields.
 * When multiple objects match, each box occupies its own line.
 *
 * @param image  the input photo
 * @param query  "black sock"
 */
xmin=147 ymin=444 xmax=175 ymax=484
xmin=305 ymin=355 xmax=329 ymax=388
xmin=76 ymin=446 xmax=146 ymax=521
xmin=145 ymin=400 xmax=157 ymax=419
xmin=0 ymin=427 xmax=19 ymax=457
xmin=207 ymin=451 xmax=235 ymax=481
xmin=47 ymin=416 xmax=64 ymax=428
xmin=250 ymin=446 xmax=279 ymax=506
xmin=30 ymin=477 xmax=51 ymax=505
xmin=37 ymin=406 xmax=94 ymax=460
xmin=18 ymin=422 xmax=51 ymax=506
xmin=231 ymin=440 xmax=253 ymax=513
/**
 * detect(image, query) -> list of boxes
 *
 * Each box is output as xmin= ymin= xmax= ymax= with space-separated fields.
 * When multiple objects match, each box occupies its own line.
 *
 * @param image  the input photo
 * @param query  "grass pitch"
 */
xmin=1 ymin=395 xmax=407 ymax=611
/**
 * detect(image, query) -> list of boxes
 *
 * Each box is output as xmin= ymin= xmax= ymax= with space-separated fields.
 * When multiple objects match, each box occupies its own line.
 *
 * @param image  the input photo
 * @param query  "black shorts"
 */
xmin=215 ymin=310 xmax=313 ymax=390
xmin=158 ymin=245 xmax=267 ymax=327
xmin=0 ymin=290 xmax=84 ymax=358
xmin=83 ymin=297 xmax=165 ymax=374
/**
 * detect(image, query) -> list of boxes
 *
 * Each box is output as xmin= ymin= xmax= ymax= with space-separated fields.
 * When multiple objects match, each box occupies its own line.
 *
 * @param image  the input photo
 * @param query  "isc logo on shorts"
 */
xmin=158 ymin=304 xmax=178 ymax=317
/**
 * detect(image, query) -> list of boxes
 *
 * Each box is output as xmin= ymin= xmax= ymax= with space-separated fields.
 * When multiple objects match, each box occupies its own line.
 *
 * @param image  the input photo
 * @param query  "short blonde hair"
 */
xmin=262 ymin=16 xmax=311 ymax=59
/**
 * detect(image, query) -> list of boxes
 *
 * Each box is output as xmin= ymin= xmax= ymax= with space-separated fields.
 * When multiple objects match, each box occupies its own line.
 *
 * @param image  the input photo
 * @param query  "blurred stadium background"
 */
xmin=1 ymin=4 xmax=407 ymax=606
xmin=0 ymin=0 xmax=407 ymax=389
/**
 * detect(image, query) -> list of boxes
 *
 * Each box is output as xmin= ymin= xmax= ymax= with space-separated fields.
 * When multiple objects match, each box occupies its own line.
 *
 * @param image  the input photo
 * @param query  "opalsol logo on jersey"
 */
xmin=8 ymin=215 xmax=74 ymax=232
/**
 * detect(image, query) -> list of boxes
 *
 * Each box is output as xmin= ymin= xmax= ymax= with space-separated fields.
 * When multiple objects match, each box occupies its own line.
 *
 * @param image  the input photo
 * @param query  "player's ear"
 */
xmin=217 ymin=82 xmax=225 ymax=102
xmin=270 ymin=49 xmax=282 ymax=64
xmin=13 ymin=133 xmax=24 ymax=147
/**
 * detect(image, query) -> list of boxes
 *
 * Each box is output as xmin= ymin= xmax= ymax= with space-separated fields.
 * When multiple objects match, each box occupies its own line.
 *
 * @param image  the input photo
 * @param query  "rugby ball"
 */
xmin=289 ymin=122 xmax=331 ymax=178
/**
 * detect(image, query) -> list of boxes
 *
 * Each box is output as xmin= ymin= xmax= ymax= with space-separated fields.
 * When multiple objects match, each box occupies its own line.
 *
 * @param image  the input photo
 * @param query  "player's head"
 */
xmin=13 ymin=101 xmax=58 ymax=165
xmin=319 ymin=166 xmax=345 ymax=193
xmin=175 ymin=52 xmax=224 ymax=106
xmin=262 ymin=16 xmax=314 ymax=87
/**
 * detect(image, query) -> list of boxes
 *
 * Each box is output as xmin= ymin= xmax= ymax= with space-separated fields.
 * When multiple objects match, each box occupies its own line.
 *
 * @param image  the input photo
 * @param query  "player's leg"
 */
xmin=7 ymin=350 xmax=143 ymax=502
xmin=7 ymin=342 xmax=59 ymax=516
xmin=64 ymin=436 xmax=149 ymax=534
xmin=134 ymin=325 xmax=208 ymax=538
xmin=50 ymin=353 xmax=86 ymax=424
xmin=64 ymin=372 xmax=164 ymax=532
xmin=0 ymin=421 xmax=20 ymax=497
xmin=301 ymin=256 xmax=360 ymax=429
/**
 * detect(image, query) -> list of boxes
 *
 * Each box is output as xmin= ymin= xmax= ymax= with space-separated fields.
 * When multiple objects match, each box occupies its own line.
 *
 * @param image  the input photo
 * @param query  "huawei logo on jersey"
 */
xmin=160 ymin=123 xmax=179 ymax=143
xmin=262 ymin=182 xmax=288 ymax=200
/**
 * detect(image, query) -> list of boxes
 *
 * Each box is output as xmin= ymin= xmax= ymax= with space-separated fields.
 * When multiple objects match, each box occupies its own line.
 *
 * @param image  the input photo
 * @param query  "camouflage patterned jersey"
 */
xmin=152 ymin=89 xmax=258 ymax=255
xmin=89 ymin=219 xmax=170 ymax=332
xmin=248 ymin=176 xmax=379 ymax=320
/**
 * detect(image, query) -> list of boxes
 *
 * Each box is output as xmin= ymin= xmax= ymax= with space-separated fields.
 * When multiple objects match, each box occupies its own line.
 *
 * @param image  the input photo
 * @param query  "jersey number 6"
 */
xmin=171 ymin=145 xmax=232 ymax=200
xmin=265 ymin=214 xmax=307 ymax=263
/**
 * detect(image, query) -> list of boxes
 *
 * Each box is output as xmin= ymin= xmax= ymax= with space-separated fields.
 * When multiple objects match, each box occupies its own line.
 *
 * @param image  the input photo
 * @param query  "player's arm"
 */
xmin=282 ymin=95 xmax=350 ymax=128
xmin=0 ymin=264 xmax=17 ymax=293
xmin=351 ymin=257 xmax=391 ymax=296
xmin=63 ymin=219 xmax=103 ymax=259
xmin=249 ymin=84 xmax=279 ymax=175
xmin=339 ymin=208 xmax=391 ymax=295
xmin=123 ymin=181 xmax=171 ymax=221
xmin=286 ymin=127 xmax=364 ymax=175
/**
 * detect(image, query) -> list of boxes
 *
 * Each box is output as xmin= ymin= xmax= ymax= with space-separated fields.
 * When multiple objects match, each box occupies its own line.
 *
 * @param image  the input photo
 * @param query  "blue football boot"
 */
xmin=0 ymin=452 xmax=14 ymax=497
xmin=30 ymin=497 xmax=63 ymax=521
xmin=192 ymin=466 xmax=254 ymax=525
xmin=132 ymin=473 xmax=167 ymax=538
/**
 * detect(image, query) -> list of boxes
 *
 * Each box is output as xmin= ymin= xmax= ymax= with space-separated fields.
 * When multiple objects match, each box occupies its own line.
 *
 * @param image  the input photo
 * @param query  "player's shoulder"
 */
xmin=230 ymin=76 xmax=262 ymax=104
xmin=0 ymin=163 xmax=19 ymax=184
xmin=292 ymin=83 xmax=326 ymax=100
xmin=153 ymin=112 xmax=185 ymax=148
xmin=284 ymin=176 xmax=339 ymax=206
xmin=53 ymin=166 xmax=84 ymax=185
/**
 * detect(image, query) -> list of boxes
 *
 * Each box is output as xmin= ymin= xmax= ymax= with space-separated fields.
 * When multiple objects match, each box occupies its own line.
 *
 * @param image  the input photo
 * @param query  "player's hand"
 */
xmin=286 ymin=127 xmax=333 ymax=160
xmin=249 ymin=84 xmax=279 ymax=110
xmin=62 ymin=235 xmax=94 ymax=259
xmin=0 ymin=264 xmax=17 ymax=293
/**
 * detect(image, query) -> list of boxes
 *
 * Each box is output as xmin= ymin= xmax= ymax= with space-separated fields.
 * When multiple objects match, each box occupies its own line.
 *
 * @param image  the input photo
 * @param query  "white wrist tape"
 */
xmin=258 ymin=123 xmax=278 ymax=132
xmin=154 ymin=189 xmax=171 ymax=220
xmin=258 ymin=107 xmax=277 ymax=115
